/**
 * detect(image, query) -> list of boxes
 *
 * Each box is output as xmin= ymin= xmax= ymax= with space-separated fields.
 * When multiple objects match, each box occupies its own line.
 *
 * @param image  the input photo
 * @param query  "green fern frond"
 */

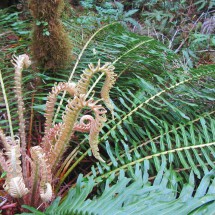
xmin=22 ymin=168 xmax=215 ymax=215
xmin=91 ymin=113 xmax=215 ymax=182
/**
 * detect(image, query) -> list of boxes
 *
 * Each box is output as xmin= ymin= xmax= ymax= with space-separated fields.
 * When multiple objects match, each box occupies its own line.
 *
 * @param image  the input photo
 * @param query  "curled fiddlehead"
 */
xmin=3 ymin=176 xmax=29 ymax=198
xmin=40 ymin=183 xmax=52 ymax=202
xmin=73 ymin=115 xmax=94 ymax=133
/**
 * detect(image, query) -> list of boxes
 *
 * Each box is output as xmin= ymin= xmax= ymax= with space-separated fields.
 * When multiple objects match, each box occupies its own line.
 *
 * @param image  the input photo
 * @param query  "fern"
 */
xmin=0 ymin=54 xmax=116 ymax=208
xmin=57 ymin=63 xmax=215 ymax=187
xmin=1 ymin=9 xmax=215 ymax=214
xmin=22 ymin=168 xmax=215 ymax=215
xmin=53 ymin=23 xmax=175 ymax=124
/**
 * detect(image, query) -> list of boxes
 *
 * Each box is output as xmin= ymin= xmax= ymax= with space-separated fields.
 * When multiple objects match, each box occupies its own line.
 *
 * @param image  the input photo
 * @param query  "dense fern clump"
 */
xmin=29 ymin=0 xmax=72 ymax=70
xmin=0 ymin=54 xmax=116 ymax=209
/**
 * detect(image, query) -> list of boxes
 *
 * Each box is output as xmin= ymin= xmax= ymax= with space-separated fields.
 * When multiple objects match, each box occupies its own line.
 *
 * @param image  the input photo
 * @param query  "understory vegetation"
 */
xmin=0 ymin=1 xmax=214 ymax=214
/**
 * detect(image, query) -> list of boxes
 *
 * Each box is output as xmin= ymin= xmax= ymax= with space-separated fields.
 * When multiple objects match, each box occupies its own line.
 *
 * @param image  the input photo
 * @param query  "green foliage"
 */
xmin=35 ymin=20 xmax=50 ymax=36
xmin=49 ymin=20 xmax=214 ymax=213
xmin=44 ymin=19 xmax=214 ymax=214
xmin=59 ymin=62 xmax=215 ymax=184
xmin=0 ymin=3 xmax=215 ymax=214
xmin=0 ymin=11 xmax=30 ymax=36
xmin=22 ymin=169 xmax=215 ymax=214
xmin=132 ymin=0 xmax=215 ymax=67
xmin=131 ymin=0 xmax=215 ymax=11
xmin=78 ymin=0 xmax=139 ymax=28
xmin=195 ymin=0 xmax=215 ymax=10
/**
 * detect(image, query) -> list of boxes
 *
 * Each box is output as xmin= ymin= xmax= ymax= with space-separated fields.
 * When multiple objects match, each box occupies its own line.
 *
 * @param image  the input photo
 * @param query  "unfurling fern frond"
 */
xmin=0 ymin=54 xmax=30 ymax=199
xmin=30 ymin=146 xmax=52 ymax=202
xmin=0 ymin=55 xmax=115 ymax=206
xmin=48 ymin=94 xmax=107 ymax=168
xmin=45 ymin=60 xmax=116 ymax=169
xmin=40 ymin=183 xmax=52 ymax=203
xmin=30 ymin=146 xmax=52 ymax=186
xmin=73 ymin=115 xmax=94 ymax=132
xmin=11 ymin=54 xmax=31 ymax=181
xmin=5 ymin=144 xmax=22 ymax=179
xmin=1 ymin=138 xmax=29 ymax=198
xmin=76 ymin=60 xmax=116 ymax=116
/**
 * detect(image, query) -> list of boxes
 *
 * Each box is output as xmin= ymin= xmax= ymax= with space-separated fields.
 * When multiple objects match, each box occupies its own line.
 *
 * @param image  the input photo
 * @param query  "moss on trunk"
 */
xmin=29 ymin=0 xmax=72 ymax=71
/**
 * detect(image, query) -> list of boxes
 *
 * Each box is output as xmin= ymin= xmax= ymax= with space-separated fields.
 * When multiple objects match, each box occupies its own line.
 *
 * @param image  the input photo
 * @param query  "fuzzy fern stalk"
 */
xmin=29 ymin=0 xmax=72 ymax=70
xmin=0 ymin=54 xmax=116 ymax=209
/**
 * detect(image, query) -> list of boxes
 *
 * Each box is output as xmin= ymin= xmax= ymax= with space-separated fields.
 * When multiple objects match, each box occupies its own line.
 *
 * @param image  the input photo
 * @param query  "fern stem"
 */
xmin=53 ymin=23 xmax=117 ymax=125
xmin=55 ymin=146 xmax=79 ymax=178
xmin=30 ymin=162 xmax=39 ymax=207
xmin=55 ymin=151 xmax=87 ymax=193
xmin=86 ymin=73 xmax=104 ymax=98
xmin=55 ymin=138 xmax=87 ymax=179
xmin=28 ymin=92 xmax=35 ymax=151
xmin=0 ymin=70 xmax=14 ymax=140
xmin=112 ymin=39 xmax=153 ymax=65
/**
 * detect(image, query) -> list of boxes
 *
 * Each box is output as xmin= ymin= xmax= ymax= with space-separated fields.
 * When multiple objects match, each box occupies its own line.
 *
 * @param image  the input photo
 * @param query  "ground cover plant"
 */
xmin=0 ymin=1 xmax=214 ymax=214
